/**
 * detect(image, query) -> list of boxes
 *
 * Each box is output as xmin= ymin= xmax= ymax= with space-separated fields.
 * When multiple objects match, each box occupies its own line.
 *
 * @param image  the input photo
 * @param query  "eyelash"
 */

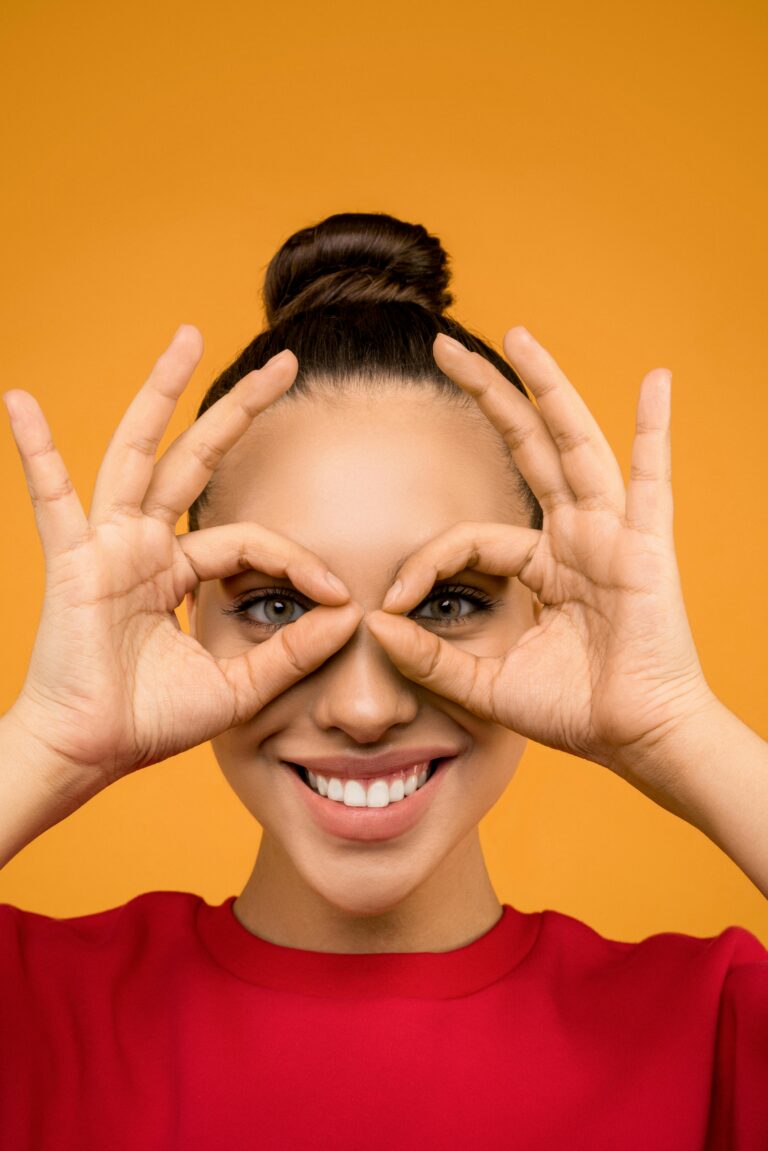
xmin=221 ymin=584 xmax=501 ymax=632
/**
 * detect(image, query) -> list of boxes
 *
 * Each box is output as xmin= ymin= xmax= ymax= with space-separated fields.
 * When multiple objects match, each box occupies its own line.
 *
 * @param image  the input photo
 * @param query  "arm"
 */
xmin=0 ymin=709 xmax=109 ymax=870
xmin=618 ymin=696 xmax=768 ymax=899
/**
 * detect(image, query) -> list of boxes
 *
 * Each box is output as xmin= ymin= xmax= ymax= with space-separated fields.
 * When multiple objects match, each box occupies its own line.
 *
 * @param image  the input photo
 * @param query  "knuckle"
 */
xmin=142 ymin=497 xmax=180 ymax=522
xmin=41 ymin=476 xmax=75 ymax=505
xmin=191 ymin=438 xmax=226 ymax=472
xmin=29 ymin=437 xmax=57 ymax=461
xmin=124 ymin=433 xmax=160 ymax=458
xmin=422 ymin=634 xmax=443 ymax=679
xmin=552 ymin=428 xmax=592 ymax=455
xmin=279 ymin=626 xmax=310 ymax=676
xmin=635 ymin=420 xmax=663 ymax=437
xmin=498 ymin=419 xmax=536 ymax=452
xmin=629 ymin=463 xmax=661 ymax=483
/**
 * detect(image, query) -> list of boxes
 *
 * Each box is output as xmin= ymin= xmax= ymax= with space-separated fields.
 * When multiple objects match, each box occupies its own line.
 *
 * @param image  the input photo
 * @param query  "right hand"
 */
xmin=2 ymin=325 xmax=363 ymax=793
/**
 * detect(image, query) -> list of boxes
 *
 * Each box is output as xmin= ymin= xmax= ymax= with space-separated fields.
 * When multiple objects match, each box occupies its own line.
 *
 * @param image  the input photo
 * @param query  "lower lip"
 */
xmin=284 ymin=759 xmax=453 ymax=843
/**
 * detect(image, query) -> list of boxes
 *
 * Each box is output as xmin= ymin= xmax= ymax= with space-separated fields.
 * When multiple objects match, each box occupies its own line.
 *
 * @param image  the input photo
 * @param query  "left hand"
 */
xmin=365 ymin=327 xmax=717 ymax=796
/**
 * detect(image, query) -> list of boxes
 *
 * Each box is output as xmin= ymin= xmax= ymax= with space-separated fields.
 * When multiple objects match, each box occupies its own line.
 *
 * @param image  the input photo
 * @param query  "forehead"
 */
xmin=202 ymin=387 xmax=525 ymax=563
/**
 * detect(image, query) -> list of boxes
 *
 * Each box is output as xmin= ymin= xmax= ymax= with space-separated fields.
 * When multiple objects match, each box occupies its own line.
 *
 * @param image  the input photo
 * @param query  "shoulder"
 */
xmin=0 ymin=890 xmax=213 ymax=968
xmin=531 ymin=904 xmax=767 ymax=999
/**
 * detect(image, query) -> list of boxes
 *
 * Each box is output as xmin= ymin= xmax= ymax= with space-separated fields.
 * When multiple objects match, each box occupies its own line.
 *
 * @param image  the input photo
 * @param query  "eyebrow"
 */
xmin=221 ymin=552 xmax=504 ymax=590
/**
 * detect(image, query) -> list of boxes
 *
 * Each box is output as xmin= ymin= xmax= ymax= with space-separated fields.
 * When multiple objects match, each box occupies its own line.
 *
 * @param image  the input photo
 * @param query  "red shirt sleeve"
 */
xmin=706 ymin=927 xmax=768 ymax=1149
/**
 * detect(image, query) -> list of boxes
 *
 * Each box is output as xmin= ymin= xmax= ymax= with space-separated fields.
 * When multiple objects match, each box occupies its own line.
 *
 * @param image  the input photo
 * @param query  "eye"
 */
xmin=221 ymin=587 xmax=313 ymax=631
xmin=409 ymin=584 xmax=500 ymax=627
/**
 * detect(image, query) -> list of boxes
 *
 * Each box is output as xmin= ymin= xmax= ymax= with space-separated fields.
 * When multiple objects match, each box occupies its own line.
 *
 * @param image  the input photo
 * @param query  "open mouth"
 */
xmin=286 ymin=759 xmax=443 ymax=810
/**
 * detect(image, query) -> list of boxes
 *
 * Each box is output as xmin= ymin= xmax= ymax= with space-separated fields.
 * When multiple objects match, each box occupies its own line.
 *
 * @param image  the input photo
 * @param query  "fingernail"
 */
xmin=438 ymin=335 xmax=469 ymax=355
xmin=2 ymin=392 xmax=20 ymax=420
xmin=382 ymin=579 xmax=403 ymax=609
xmin=267 ymin=349 xmax=294 ymax=368
xmin=324 ymin=571 xmax=349 ymax=595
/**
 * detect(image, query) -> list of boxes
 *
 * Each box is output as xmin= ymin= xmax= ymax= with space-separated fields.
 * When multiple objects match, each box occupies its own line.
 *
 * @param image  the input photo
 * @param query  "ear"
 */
xmin=532 ymin=592 xmax=543 ymax=624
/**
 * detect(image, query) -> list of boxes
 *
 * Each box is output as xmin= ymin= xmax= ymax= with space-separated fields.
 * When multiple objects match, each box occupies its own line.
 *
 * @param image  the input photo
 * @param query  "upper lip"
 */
xmin=283 ymin=746 xmax=462 ymax=780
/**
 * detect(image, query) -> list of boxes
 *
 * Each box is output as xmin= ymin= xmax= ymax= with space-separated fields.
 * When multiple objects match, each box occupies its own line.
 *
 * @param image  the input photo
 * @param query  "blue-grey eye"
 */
xmin=409 ymin=586 xmax=499 ymax=626
xmin=243 ymin=595 xmax=307 ymax=626
xmin=221 ymin=588 xmax=313 ymax=631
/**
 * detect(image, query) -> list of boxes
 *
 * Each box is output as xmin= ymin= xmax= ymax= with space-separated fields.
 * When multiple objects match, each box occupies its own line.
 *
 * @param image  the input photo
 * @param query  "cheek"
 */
xmin=192 ymin=590 xmax=244 ymax=657
xmin=458 ymin=591 xmax=536 ymax=661
xmin=470 ymin=733 xmax=528 ymax=823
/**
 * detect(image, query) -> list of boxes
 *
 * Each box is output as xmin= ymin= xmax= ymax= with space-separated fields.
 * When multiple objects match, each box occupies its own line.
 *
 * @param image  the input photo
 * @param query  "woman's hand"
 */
xmin=2 ymin=327 xmax=362 ymax=793
xmin=365 ymin=327 xmax=717 ymax=799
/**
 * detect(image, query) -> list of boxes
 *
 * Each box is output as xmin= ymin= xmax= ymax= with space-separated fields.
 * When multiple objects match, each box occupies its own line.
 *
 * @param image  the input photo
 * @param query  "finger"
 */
xmin=625 ymin=369 xmax=673 ymax=536
xmin=2 ymin=390 xmax=89 ymax=554
xmin=142 ymin=349 xmax=299 ymax=525
xmin=380 ymin=521 xmax=542 ymax=612
xmin=365 ymin=610 xmax=502 ymax=723
xmin=89 ymin=325 xmax=204 ymax=524
xmin=220 ymin=601 xmax=364 ymax=722
xmin=433 ymin=334 xmax=573 ymax=513
xmin=500 ymin=327 xmax=626 ymax=508
xmin=176 ymin=521 xmax=351 ymax=604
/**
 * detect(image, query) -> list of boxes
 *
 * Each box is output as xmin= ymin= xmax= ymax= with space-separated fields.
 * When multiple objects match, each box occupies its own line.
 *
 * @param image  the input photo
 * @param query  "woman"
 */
xmin=0 ymin=212 xmax=765 ymax=1149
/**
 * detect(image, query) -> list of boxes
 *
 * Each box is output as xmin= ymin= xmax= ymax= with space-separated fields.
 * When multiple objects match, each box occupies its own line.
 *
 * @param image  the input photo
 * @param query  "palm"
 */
xmin=27 ymin=520 xmax=231 ymax=777
xmin=368 ymin=328 xmax=708 ymax=781
xmin=493 ymin=503 xmax=699 ymax=767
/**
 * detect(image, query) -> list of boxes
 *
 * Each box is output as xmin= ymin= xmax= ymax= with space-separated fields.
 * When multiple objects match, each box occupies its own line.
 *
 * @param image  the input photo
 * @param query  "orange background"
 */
xmin=1 ymin=0 xmax=766 ymax=945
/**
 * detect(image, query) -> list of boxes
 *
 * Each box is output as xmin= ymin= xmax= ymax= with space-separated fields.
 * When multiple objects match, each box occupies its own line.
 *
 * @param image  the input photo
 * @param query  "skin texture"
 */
xmin=189 ymin=390 xmax=538 ymax=952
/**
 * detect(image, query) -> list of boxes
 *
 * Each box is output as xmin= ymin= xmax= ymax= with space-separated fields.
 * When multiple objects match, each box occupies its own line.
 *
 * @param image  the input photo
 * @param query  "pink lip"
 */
xmin=285 ymin=757 xmax=454 ymax=842
xmin=282 ymin=745 xmax=462 ymax=780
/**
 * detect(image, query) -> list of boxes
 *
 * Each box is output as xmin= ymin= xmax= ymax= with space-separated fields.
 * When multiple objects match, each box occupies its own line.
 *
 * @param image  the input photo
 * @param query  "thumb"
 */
xmin=220 ymin=601 xmax=365 ymax=721
xmin=365 ymin=610 xmax=497 ymax=721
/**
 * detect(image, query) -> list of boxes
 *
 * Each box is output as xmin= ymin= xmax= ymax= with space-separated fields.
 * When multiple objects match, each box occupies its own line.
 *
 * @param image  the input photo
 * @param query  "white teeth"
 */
xmin=343 ymin=779 xmax=367 ymax=807
xmin=303 ymin=760 xmax=437 ymax=808
xmin=327 ymin=777 xmax=344 ymax=802
xmin=389 ymin=779 xmax=405 ymax=802
xmin=366 ymin=780 xmax=390 ymax=808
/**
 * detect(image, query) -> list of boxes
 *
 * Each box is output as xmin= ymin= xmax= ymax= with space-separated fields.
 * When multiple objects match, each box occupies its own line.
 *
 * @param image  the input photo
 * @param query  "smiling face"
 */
xmin=189 ymin=382 xmax=537 ymax=938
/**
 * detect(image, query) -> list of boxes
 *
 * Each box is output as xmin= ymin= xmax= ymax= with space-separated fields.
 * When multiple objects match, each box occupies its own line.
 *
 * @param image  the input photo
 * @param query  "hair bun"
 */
xmin=263 ymin=212 xmax=454 ymax=326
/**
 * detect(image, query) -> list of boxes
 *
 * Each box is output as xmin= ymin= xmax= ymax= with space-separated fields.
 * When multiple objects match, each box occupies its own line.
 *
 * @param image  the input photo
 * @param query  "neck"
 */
xmin=233 ymin=829 xmax=502 ymax=954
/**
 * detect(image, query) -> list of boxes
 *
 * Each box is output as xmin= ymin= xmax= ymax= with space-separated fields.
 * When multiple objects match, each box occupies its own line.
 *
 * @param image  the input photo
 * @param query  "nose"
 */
xmin=307 ymin=616 xmax=420 ymax=743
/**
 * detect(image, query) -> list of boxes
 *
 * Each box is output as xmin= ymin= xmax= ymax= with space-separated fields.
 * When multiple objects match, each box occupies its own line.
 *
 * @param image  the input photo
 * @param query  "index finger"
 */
xmin=500 ymin=327 xmax=625 ymax=507
xmin=89 ymin=325 xmax=205 ymax=524
xmin=141 ymin=349 xmax=298 ymax=525
xmin=381 ymin=520 xmax=542 ymax=612
xmin=432 ymin=333 xmax=574 ymax=513
xmin=176 ymin=521 xmax=351 ymax=605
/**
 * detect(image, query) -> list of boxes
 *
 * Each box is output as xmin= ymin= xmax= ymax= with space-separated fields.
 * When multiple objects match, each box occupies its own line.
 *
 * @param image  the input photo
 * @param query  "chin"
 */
xmin=296 ymin=852 xmax=428 ymax=920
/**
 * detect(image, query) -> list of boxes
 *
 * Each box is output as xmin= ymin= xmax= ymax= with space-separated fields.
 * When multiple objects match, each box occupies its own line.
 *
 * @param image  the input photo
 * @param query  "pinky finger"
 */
xmin=3 ymin=390 xmax=89 ymax=554
xmin=625 ymin=370 xmax=673 ymax=536
xmin=219 ymin=601 xmax=365 ymax=722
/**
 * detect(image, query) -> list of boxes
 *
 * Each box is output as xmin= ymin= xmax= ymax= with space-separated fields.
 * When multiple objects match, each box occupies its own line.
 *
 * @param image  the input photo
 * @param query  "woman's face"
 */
xmin=189 ymin=384 xmax=537 ymax=917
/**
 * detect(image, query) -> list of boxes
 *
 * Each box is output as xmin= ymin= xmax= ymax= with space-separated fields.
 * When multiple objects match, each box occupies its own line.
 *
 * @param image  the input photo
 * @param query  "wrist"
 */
xmin=0 ymin=702 xmax=106 ymax=812
xmin=610 ymin=684 xmax=728 ymax=821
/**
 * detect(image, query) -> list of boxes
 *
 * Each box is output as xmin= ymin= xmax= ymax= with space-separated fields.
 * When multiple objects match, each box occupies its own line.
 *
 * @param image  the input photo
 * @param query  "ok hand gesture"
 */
xmin=3 ymin=327 xmax=361 ymax=793
xmin=366 ymin=328 xmax=715 ymax=795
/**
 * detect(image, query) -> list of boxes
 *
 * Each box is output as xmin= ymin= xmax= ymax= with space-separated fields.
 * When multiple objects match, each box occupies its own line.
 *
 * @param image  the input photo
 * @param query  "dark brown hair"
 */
xmin=187 ymin=212 xmax=542 ymax=530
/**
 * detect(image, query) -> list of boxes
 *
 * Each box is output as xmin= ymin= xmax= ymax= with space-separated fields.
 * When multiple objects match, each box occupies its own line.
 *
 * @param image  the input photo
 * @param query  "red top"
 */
xmin=1 ymin=891 xmax=766 ymax=1149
